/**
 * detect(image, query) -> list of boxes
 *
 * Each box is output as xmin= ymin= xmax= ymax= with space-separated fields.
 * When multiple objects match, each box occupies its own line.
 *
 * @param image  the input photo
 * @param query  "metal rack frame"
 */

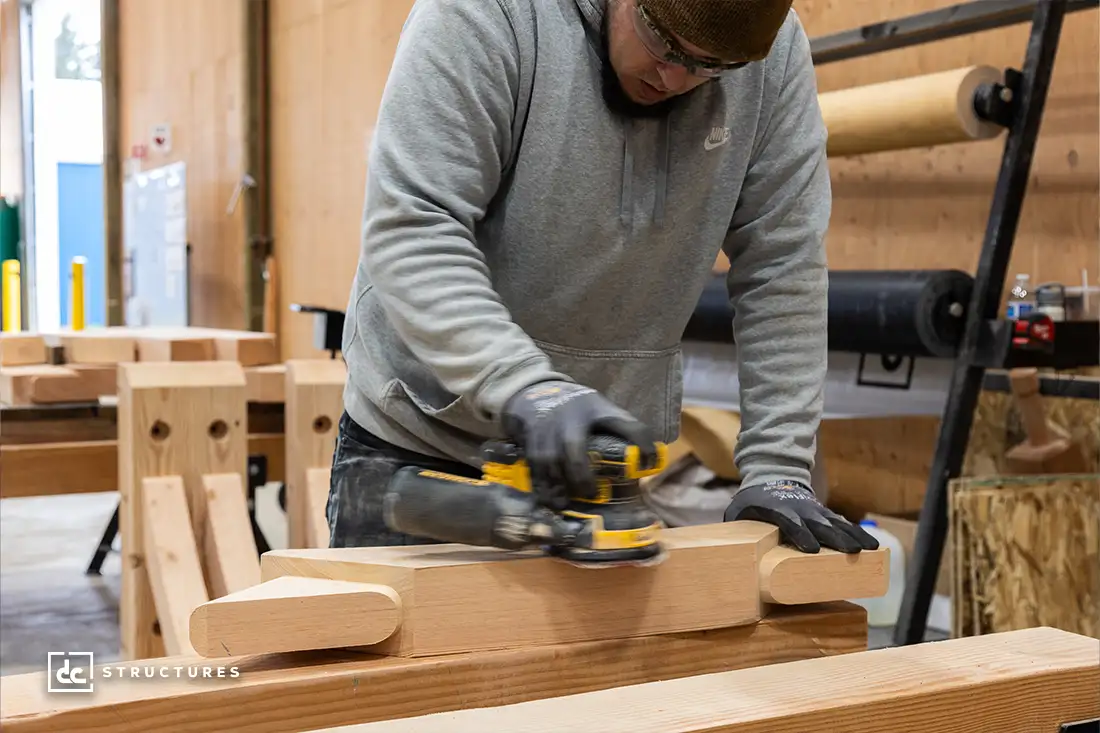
xmin=811 ymin=0 xmax=1097 ymax=645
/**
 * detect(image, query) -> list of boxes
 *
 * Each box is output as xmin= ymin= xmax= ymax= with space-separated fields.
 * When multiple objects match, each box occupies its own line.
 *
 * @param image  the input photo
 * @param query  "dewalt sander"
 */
xmin=382 ymin=435 xmax=670 ymax=567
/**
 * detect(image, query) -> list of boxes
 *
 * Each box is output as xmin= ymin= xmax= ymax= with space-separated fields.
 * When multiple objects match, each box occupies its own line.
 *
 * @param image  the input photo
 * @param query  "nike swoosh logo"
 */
xmin=703 ymin=138 xmax=728 ymax=151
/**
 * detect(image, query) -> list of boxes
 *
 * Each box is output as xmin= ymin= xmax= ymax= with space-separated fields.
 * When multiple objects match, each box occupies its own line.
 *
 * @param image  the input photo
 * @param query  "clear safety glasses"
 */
xmin=632 ymin=1 xmax=750 ymax=78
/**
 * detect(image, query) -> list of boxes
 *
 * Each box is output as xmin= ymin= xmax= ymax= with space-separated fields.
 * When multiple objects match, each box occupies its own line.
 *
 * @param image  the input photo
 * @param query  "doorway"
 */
xmin=27 ymin=0 xmax=103 ymax=330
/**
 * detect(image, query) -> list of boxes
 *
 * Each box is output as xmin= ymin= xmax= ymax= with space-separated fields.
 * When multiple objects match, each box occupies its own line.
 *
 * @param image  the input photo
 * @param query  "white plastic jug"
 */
xmin=849 ymin=519 xmax=906 ymax=627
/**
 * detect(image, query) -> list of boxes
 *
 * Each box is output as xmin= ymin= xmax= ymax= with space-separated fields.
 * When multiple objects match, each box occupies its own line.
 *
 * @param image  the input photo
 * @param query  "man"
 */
xmin=329 ymin=0 xmax=878 ymax=556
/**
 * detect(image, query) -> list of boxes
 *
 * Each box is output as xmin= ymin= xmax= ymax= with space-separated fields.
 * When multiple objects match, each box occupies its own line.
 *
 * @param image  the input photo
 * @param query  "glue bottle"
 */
xmin=849 ymin=519 xmax=905 ymax=627
xmin=1005 ymin=274 xmax=1035 ymax=319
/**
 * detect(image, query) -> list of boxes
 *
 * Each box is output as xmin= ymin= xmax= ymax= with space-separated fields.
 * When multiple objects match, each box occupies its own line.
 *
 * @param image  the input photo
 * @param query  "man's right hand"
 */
xmin=501 ymin=380 xmax=659 ymax=510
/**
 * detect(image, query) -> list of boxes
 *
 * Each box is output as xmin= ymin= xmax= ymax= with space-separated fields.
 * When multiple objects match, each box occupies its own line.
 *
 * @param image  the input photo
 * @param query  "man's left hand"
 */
xmin=723 ymin=481 xmax=879 ymax=554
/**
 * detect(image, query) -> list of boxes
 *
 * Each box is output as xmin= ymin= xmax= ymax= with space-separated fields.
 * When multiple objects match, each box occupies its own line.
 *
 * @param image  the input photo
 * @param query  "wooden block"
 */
xmin=306 ymin=467 xmax=332 ymax=548
xmin=190 ymin=576 xmax=401 ymax=657
xmin=0 ymin=365 xmax=99 ymax=405
xmin=0 ymin=434 xmax=286 ymax=501
xmin=214 ymin=333 xmax=278 ymax=366
xmin=57 ymin=331 xmax=136 ymax=364
xmin=142 ymin=476 xmax=210 ymax=656
xmin=339 ymin=628 xmax=1100 ymax=733
xmin=251 ymin=521 xmax=887 ymax=658
xmin=200 ymin=473 xmax=261 ymax=597
xmin=0 ymin=441 xmax=118 ymax=498
xmin=679 ymin=407 xmax=742 ymax=479
xmin=117 ymin=361 xmax=248 ymax=660
xmin=137 ymin=336 xmax=217 ymax=362
xmin=0 ymin=603 xmax=866 ymax=733
xmin=244 ymin=364 xmax=285 ymax=402
xmin=67 ymin=364 xmax=118 ymax=397
xmin=0 ymin=334 xmax=47 ymax=365
xmin=285 ymin=358 xmax=346 ymax=548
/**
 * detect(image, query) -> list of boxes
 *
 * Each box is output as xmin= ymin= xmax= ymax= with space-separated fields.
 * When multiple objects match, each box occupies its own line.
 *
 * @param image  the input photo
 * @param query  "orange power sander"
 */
xmin=382 ymin=435 xmax=669 ymax=566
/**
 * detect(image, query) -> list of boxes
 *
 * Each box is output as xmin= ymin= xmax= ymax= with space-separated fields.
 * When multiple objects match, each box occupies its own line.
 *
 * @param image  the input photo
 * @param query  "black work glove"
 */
xmin=501 ymin=380 xmax=659 ymax=510
xmin=723 ymin=480 xmax=879 ymax=554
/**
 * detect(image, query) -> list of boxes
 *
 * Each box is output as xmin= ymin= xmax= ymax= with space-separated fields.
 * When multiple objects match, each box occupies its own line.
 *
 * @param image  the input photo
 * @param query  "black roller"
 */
xmin=685 ymin=269 xmax=974 ymax=358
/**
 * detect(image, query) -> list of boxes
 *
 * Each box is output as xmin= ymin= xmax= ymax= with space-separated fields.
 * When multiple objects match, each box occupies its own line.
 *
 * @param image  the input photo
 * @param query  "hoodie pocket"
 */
xmin=532 ymin=338 xmax=684 ymax=444
xmin=382 ymin=377 xmax=498 ymax=437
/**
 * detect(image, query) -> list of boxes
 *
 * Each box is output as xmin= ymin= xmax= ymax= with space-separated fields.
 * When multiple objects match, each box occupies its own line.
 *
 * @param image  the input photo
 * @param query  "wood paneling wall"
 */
xmin=800 ymin=0 xmax=1099 ymax=293
xmin=118 ymin=0 xmax=247 ymax=328
xmin=0 ymin=0 xmax=23 ymax=197
xmin=269 ymin=0 xmax=1099 ymax=358
xmin=269 ymin=0 xmax=415 ymax=359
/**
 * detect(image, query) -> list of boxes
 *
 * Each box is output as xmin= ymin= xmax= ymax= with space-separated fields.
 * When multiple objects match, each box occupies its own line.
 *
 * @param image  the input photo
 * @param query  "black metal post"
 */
xmin=892 ymin=0 xmax=1070 ymax=646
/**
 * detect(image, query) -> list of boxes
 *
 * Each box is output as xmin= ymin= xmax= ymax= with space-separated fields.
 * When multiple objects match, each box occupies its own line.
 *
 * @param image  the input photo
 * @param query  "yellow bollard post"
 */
xmin=2 ymin=259 xmax=20 ymax=333
xmin=70 ymin=256 xmax=87 ymax=331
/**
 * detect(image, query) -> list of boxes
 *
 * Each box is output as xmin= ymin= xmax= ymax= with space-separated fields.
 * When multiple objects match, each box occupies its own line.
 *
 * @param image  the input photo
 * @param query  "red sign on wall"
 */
xmin=131 ymin=144 xmax=148 ymax=159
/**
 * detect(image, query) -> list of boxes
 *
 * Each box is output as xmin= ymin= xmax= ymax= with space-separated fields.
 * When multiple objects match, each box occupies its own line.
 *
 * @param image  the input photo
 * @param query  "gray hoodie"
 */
xmin=341 ymin=0 xmax=831 ymax=489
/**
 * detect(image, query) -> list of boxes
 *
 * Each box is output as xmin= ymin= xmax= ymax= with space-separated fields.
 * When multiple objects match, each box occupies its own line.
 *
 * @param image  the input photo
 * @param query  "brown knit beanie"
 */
xmin=640 ymin=0 xmax=795 ymax=62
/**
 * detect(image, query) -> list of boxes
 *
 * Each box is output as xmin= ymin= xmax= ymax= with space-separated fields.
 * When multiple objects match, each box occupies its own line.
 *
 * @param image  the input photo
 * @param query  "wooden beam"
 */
xmin=200 ymin=473 xmax=262 ymax=597
xmin=0 ymin=441 xmax=118 ymax=497
xmin=141 ymin=476 xmax=209 ymax=656
xmin=0 ymin=602 xmax=866 ymax=733
xmin=244 ymin=363 xmax=284 ymax=403
xmin=245 ymin=521 xmax=887 ymax=658
xmin=117 ymin=361 xmax=248 ymax=660
xmin=0 ymin=334 xmax=47 ymax=365
xmin=190 ymin=575 xmax=400 ymax=657
xmin=305 ymin=466 xmax=331 ymax=548
xmin=0 ymin=365 xmax=101 ymax=405
xmin=214 ymin=333 xmax=278 ymax=366
xmin=0 ymin=434 xmax=285 ymax=499
xmin=329 ymin=627 xmax=1100 ymax=733
xmin=284 ymin=358 xmax=344 ymax=548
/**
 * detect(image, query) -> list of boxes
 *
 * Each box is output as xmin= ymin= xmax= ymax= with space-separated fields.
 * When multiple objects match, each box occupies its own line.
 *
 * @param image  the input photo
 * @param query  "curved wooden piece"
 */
xmin=758 ymin=545 xmax=888 ymax=605
xmin=249 ymin=522 xmax=887 ymax=658
xmin=819 ymin=65 xmax=1005 ymax=157
xmin=189 ymin=575 xmax=401 ymax=657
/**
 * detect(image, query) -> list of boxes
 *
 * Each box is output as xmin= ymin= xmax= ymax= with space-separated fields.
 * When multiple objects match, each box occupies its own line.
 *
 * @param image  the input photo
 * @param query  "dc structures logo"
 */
xmin=47 ymin=652 xmax=95 ymax=693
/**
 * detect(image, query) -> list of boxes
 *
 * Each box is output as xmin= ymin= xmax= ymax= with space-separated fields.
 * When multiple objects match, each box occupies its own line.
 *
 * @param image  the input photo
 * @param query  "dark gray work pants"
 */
xmin=325 ymin=411 xmax=482 ymax=548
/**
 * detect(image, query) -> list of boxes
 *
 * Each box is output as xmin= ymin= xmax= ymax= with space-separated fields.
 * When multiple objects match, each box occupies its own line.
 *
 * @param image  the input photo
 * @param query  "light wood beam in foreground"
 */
xmin=329 ymin=627 xmax=1100 ymax=733
xmin=0 ymin=603 xmax=866 ymax=733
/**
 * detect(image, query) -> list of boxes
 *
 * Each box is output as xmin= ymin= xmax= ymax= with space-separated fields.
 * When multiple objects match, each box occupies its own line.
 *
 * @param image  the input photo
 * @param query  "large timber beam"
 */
xmin=0 ymin=602 xmax=866 ymax=733
xmin=190 ymin=521 xmax=888 ymax=658
xmin=325 ymin=627 xmax=1100 ymax=733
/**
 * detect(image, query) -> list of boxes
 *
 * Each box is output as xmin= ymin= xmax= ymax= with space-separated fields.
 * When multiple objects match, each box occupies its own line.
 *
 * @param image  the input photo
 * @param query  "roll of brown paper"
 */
xmin=819 ymin=65 xmax=1005 ymax=158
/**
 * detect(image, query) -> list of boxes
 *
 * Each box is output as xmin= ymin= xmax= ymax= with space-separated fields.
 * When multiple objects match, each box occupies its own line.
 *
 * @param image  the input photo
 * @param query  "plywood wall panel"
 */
xmin=795 ymin=0 xmax=1099 ymax=296
xmin=270 ymin=0 xmax=414 ymax=359
xmin=118 ymin=0 xmax=247 ymax=329
xmin=271 ymin=0 xmax=1098 ymax=358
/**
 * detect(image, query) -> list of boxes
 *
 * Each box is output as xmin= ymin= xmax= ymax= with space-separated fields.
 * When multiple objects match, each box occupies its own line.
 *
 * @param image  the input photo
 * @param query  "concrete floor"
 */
xmin=0 ymin=490 xmax=943 ymax=677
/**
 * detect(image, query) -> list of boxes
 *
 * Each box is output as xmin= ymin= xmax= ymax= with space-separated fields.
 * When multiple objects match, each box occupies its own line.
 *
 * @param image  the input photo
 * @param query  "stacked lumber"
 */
xmin=0 ymin=327 xmax=279 ymax=406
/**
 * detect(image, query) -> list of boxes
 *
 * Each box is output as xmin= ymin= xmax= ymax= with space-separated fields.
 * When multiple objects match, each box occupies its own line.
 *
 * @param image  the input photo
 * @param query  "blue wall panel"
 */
xmin=57 ymin=162 xmax=105 ymax=327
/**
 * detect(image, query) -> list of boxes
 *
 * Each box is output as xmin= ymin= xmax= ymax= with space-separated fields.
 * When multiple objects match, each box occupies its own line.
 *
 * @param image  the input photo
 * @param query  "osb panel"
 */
xmin=963 ymin=385 xmax=1100 ymax=478
xmin=797 ymin=0 xmax=1099 ymax=296
xmin=118 ymin=0 xmax=247 ymax=329
xmin=270 ymin=0 xmax=1099 ymax=357
xmin=951 ymin=474 xmax=1100 ymax=638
